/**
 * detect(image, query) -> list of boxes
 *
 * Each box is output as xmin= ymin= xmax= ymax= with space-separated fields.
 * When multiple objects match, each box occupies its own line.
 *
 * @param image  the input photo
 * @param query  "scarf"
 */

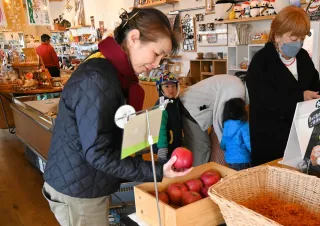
xmin=98 ymin=37 xmax=145 ymax=111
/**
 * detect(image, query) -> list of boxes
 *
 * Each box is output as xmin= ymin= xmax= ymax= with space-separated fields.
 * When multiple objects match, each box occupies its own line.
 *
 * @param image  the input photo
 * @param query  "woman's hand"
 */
xmin=163 ymin=156 xmax=193 ymax=178
xmin=310 ymin=146 xmax=320 ymax=166
xmin=303 ymin=90 xmax=320 ymax=101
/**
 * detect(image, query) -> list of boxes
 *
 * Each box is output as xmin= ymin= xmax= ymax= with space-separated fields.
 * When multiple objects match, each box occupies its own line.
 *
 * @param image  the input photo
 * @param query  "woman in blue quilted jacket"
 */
xmin=42 ymin=8 xmax=191 ymax=226
xmin=220 ymin=98 xmax=251 ymax=171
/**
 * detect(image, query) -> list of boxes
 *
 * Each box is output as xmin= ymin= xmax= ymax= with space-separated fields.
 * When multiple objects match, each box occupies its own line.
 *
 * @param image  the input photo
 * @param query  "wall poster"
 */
xmin=26 ymin=0 xmax=51 ymax=26
xmin=1 ymin=0 xmax=25 ymax=31
xmin=0 ymin=0 xmax=7 ymax=27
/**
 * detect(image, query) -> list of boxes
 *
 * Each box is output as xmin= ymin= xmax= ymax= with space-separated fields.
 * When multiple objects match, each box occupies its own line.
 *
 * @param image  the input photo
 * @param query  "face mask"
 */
xmin=280 ymin=41 xmax=303 ymax=58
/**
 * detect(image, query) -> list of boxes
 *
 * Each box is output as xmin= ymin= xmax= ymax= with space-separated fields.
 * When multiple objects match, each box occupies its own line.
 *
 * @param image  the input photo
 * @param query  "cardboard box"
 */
xmin=134 ymin=162 xmax=236 ymax=226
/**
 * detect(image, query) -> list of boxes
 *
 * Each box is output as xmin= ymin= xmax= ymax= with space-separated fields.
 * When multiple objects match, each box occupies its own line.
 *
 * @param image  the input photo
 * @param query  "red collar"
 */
xmin=98 ymin=37 xmax=138 ymax=85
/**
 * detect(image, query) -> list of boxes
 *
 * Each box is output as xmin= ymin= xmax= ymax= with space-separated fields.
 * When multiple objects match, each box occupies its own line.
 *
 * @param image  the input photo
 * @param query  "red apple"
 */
xmin=184 ymin=179 xmax=203 ymax=193
xmin=200 ymin=170 xmax=221 ymax=187
xmin=149 ymin=191 xmax=170 ymax=204
xmin=171 ymin=147 xmax=193 ymax=170
xmin=201 ymin=186 xmax=209 ymax=197
xmin=181 ymin=191 xmax=202 ymax=206
xmin=167 ymin=183 xmax=188 ymax=205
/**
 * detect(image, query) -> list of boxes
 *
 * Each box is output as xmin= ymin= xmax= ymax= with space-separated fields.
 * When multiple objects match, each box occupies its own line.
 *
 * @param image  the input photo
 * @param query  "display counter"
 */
xmin=11 ymin=103 xmax=52 ymax=160
xmin=10 ymin=93 xmax=59 ymax=163
xmin=0 ymin=88 xmax=62 ymax=131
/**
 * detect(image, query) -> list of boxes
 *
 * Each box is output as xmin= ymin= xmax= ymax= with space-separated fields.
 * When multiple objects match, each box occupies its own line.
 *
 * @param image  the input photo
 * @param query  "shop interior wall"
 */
xmin=47 ymin=0 xmax=270 ymax=75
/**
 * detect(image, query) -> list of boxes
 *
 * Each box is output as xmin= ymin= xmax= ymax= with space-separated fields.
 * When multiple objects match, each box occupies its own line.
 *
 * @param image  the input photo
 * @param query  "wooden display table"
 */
xmin=262 ymin=158 xmax=298 ymax=171
xmin=0 ymin=87 xmax=62 ymax=94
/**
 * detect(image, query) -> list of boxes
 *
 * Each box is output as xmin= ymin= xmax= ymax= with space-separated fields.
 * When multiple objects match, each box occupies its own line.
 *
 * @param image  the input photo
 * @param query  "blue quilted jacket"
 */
xmin=220 ymin=120 xmax=251 ymax=164
xmin=43 ymin=57 xmax=163 ymax=198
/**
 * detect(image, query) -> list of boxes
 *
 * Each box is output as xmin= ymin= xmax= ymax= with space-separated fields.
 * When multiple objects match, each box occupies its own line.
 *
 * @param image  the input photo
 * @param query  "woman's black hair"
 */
xmin=222 ymin=98 xmax=248 ymax=125
xmin=113 ymin=8 xmax=180 ymax=54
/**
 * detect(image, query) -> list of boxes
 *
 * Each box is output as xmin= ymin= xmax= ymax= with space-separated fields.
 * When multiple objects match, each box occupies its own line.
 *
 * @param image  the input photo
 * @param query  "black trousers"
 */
xmin=46 ymin=66 xmax=60 ymax=77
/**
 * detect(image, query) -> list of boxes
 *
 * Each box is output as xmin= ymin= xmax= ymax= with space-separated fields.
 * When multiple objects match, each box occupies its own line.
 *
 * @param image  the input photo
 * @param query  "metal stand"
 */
xmin=114 ymin=101 xmax=173 ymax=226
xmin=146 ymin=109 xmax=162 ymax=226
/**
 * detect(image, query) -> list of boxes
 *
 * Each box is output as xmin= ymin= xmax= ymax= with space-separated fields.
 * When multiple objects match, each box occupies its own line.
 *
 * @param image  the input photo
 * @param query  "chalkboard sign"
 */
xmin=306 ymin=0 xmax=320 ymax=21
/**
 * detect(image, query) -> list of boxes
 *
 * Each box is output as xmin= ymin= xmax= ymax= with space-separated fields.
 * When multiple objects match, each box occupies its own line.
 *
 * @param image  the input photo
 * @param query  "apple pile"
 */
xmin=149 ymin=169 xmax=221 ymax=207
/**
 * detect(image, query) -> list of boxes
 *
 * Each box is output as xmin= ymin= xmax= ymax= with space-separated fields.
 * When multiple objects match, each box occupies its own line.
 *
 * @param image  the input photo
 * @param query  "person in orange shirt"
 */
xmin=36 ymin=34 xmax=60 ymax=77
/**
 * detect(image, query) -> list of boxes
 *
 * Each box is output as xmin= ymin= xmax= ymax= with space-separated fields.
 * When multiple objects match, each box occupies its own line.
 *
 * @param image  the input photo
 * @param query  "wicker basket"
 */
xmin=208 ymin=166 xmax=320 ymax=226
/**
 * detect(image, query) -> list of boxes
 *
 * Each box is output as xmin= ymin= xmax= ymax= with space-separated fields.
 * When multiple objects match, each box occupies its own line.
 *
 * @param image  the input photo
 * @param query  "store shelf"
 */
xmin=248 ymin=44 xmax=265 ymax=47
xmin=131 ymin=0 xmax=179 ymax=9
xmin=228 ymin=68 xmax=247 ymax=71
xmin=163 ymin=55 xmax=182 ymax=59
xmin=201 ymin=72 xmax=215 ymax=76
xmin=198 ymin=31 xmax=227 ymax=35
xmin=67 ymin=25 xmax=91 ymax=29
xmin=53 ymin=42 xmax=98 ymax=46
xmin=50 ymin=30 xmax=66 ymax=33
xmin=214 ymin=15 xmax=275 ymax=24
xmin=190 ymin=59 xmax=227 ymax=82
xmin=11 ymin=62 xmax=39 ymax=67
xmin=58 ymin=54 xmax=88 ymax=58
xmin=198 ymin=43 xmax=228 ymax=47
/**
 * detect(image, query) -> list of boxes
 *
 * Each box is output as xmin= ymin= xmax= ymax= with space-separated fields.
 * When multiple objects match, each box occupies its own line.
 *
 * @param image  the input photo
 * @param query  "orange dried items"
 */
xmin=239 ymin=193 xmax=320 ymax=226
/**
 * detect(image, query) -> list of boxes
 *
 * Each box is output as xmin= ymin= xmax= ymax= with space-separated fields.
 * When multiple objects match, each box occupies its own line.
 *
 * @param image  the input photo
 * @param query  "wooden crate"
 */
xmin=134 ymin=162 xmax=236 ymax=226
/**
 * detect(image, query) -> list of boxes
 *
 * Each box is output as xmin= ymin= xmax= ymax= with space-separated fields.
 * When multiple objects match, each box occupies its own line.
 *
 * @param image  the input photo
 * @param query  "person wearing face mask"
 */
xmin=154 ymin=71 xmax=182 ymax=163
xmin=246 ymin=5 xmax=320 ymax=166
xmin=42 ymin=8 xmax=192 ymax=226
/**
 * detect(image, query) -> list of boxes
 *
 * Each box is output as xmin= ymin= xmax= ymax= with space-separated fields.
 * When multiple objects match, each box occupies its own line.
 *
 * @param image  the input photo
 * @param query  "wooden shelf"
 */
xmin=190 ymin=59 xmax=227 ymax=83
xmin=50 ymin=30 xmax=65 ymax=33
xmin=198 ymin=44 xmax=228 ymax=47
xmin=163 ymin=55 xmax=182 ymax=59
xmin=12 ymin=62 xmax=39 ymax=67
xmin=228 ymin=68 xmax=247 ymax=71
xmin=67 ymin=25 xmax=91 ymax=29
xmin=201 ymin=72 xmax=215 ymax=76
xmin=132 ymin=0 xmax=179 ymax=9
xmin=191 ymin=59 xmax=226 ymax=62
xmin=0 ymin=87 xmax=62 ymax=94
xmin=214 ymin=15 xmax=275 ymax=24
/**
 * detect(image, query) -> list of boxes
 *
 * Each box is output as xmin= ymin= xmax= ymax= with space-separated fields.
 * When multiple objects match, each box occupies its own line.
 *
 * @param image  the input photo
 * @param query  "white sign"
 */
xmin=282 ymin=98 xmax=320 ymax=173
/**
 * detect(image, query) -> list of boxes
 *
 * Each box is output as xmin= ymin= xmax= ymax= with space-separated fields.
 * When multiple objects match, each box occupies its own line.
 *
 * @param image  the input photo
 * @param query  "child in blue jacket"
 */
xmin=220 ymin=98 xmax=251 ymax=171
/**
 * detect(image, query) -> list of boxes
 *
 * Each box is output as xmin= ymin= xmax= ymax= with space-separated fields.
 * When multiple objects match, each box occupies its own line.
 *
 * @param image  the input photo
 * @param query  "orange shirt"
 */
xmin=36 ymin=43 xmax=59 ymax=68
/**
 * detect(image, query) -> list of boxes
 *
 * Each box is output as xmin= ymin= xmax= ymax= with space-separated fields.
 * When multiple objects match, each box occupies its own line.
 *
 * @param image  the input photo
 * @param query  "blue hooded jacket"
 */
xmin=220 ymin=120 xmax=251 ymax=164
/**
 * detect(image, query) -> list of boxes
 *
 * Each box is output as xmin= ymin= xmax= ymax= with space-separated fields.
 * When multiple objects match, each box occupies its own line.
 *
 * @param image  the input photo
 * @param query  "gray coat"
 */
xmin=180 ymin=74 xmax=245 ymax=141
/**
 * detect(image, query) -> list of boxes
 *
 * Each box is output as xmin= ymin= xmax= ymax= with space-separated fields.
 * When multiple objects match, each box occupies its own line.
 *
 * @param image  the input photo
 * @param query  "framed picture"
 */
xmin=206 ymin=0 xmax=212 ymax=11
xmin=206 ymin=0 xmax=218 ymax=13
xmin=181 ymin=16 xmax=197 ymax=52
xmin=207 ymin=34 xmax=218 ymax=44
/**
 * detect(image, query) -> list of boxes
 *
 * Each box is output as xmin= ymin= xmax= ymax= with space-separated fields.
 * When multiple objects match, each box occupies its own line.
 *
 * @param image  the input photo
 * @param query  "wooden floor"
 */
xmin=0 ymin=129 xmax=58 ymax=226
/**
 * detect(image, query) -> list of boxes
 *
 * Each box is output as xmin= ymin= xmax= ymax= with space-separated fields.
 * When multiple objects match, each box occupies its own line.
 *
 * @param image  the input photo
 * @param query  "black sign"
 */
xmin=308 ymin=108 xmax=320 ymax=128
